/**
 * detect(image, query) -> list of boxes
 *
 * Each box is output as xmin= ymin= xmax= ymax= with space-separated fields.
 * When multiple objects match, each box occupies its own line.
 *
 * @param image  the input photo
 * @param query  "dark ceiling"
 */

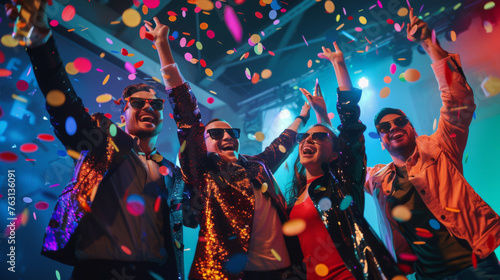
xmin=49 ymin=0 xmax=489 ymax=113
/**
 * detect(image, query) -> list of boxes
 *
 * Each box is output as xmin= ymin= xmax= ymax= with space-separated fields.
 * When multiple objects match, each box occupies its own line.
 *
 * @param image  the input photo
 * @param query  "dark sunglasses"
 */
xmin=206 ymin=128 xmax=241 ymax=140
xmin=124 ymin=97 xmax=165 ymax=111
xmin=376 ymin=117 xmax=409 ymax=133
xmin=296 ymin=132 xmax=331 ymax=143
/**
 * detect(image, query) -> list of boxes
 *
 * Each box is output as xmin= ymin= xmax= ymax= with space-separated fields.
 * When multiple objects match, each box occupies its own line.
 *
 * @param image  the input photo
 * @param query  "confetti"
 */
xmin=197 ymin=0 xmax=215 ymax=11
xmin=20 ymin=143 xmax=38 ymax=153
xmin=159 ymin=166 xmax=169 ymax=176
xmin=126 ymin=194 xmax=145 ymax=216
xmin=96 ymin=93 xmax=112 ymax=103
xmin=379 ymin=87 xmax=391 ymax=98
xmin=282 ymin=219 xmax=306 ymax=236
xmin=180 ymin=141 xmax=187 ymax=153
xmin=254 ymin=43 xmax=263 ymax=55
xmin=328 ymin=112 xmax=335 ymax=120
xmin=339 ymin=195 xmax=352 ymax=211
xmin=392 ymin=205 xmax=412 ymax=222
xmin=73 ymin=57 xmax=92 ymax=73
xmin=1 ymin=34 xmax=19 ymax=48
xmin=35 ymin=201 xmax=50 ymax=210
xmin=359 ymin=16 xmax=367 ymax=25
xmin=261 ymin=182 xmax=268 ymax=193
xmin=392 ymin=274 xmax=410 ymax=280
xmin=386 ymin=19 xmax=394 ymax=25
xmin=207 ymin=30 xmax=215 ymax=39
xmin=38 ymin=133 xmax=55 ymax=142
xmin=101 ymin=74 xmax=110 ymax=85
xmin=484 ymin=1 xmax=495 ymax=10
xmin=124 ymin=62 xmax=136 ymax=74
xmin=383 ymin=76 xmax=392 ymax=84
xmin=65 ymin=116 xmax=77 ymax=136
xmin=390 ymin=63 xmax=397 ymax=75
xmin=429 ymin=218 xmax=440 ymax=230
xmin=0 ymin=69 xmax=12 ymax=77
xmin=307 ymin=59 xmax=313 ymax=68
xmin=144 ymin=0 xmax=160 ymax=9
xmin=483 ymin=21 xmax=493 ymax=33
xmin=450 ymin=31 xmax=457 ymax=42
xmin=377 ymin=0 xmax=383 ymax=8
xmin=23 ymin=197 xmax=33 ymax=203
xmin=67 ymin=149 xmax=82 ymax=159
xmin=445 ymin=207 xmax=460 ymax=213
xmin=416 ymin=230 xmax=433 ymax=239
xmin=207 ymin=97 xmax=214 ymax=104
xmin=255 ymin=11 xmax=263 ymax=19
xmin=261 ymin=69 xmax=272 ymax=79
xmin=46 ymin=90 xmax=66 ymax=107
xmin=205 ymin=68 xmax=213 ymax=77
xmin=397 ymin=8 xmax=408 ymax=17
xmin=224 ymin=5 xmax=244 ymax=43
xmin=251 ymin=72 xmax=260 ymax=84
xmin=254 ymin=131 xmax=265 ymax=142
xmin=55 ymin=270 xmax=61 ymax=280
xmin=185 ymin=52 xmax=193 ymax=62
xmin=413 ymin=241 xmax=426 ymax=245
xmin=122 ymin=8 xmax=141 ymax=28
xmin=399 ymin=73 xmax=406 ymax=82
xmin=269 ymin=10 xmax=277 ymax=20
xmin=154 ymin=196 xmax=161 ymax=212
xmin=319 ymin=197 xmax=332 ymax=211
xmin=16 ymin=80 xmax=29 ymax=91
xmin=61 ymin=5 xmax=76 ymax=22
xmin=50 ymin=19 xmax=59 ymax=27
xmin=404 ymin=69 xmax=421 ymax=82
xmin=121 ymin=245 xmax=132 ymax=255
xmin=394 ymin=23 xmax=402 ymax=32
xmin=250 ymin=34 xmax=261 ymax=44
xmin=315 ymin=264 xmax=329 ymax=277
xmin=270 ymin=249 xmax=281 ymax=261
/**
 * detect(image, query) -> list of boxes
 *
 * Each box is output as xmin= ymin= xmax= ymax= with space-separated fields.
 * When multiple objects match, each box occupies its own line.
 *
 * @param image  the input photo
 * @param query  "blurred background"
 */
xmin=0 ymin=0 xmax=499 ymax=279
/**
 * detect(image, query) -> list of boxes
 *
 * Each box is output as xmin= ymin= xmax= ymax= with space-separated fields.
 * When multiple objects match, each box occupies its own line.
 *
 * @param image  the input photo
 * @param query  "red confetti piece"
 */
xmin=200 ymin=59 xmax=207 ymax=68
xmin=38 ymin=133 xmax=55 ymax=142
xmin=144 ymin=0 xmax=160 ymax=9
xmin=16 ymin=80 xmax=29 ymax=91
xmin=255 ymin=12 xmax=263 ymax=18
xmin=0 ymin=152 xmax=18 ymax=163
xmin=450 ymin=133 xmax=457 ymax=138
xmin=251 ymin=73 xmax=260 ymax=84
xmin=35 ymin=201 xmax=50 ymax=210
xmin=73 ymin=57 xmax=92 ymax=73
xmin=244 ymin=52 xmax=250 ymax=59
xmin=132 ymin=0 xmax=140 ymax=7
xmin=386 ymin=19 xmax=394 ymax=25
xmin=139 ymin=26 xmax=147 ymax=39
xmin=399 ymin=252 xmax=418 ymax=262
xmin=235 ymin=0 xmax=246 ymax=4
xmin=169 ymin=113 xmax=174 ymax=119
xmin=167 ymin=11 xmax=178 ymax=16
xmin=347 ymin=16 xmax=353 ymax=20
xmin=416 ymin=231 xmax=433 ymax=238
xmin=121 ymin=245 xmax=132 ymax=255
xmin=0 ymin=69 xmax=12 ymax=77
xmin=268 ymin=51 xmax=275 ymax=56
xmin=159 ymin=166 xmax=169 ymax=176
xmin=134 ymin=61 xmax=144 ymax=68
xmin=154 ymin=196 xmax=161 ymax=212
xmin=20 ymin=143 xmax=38 ymax=153
xmin=104 ymin=113 xmax=112 ymax=119
xmin=49 ymin=19 xmax=58 ymax=27
xmin=472 ymin=252 xmax=477 ymax=268
xmin=61 ymin=5 xmax=76 ymax=22
xmin=187 ymin=39 xmax=195 ymax=47
xmin=0 ymin=50 xmax=5 ymax=63
xmin=121 ymin=48 xmax=129 ymax=56
xmin=207 ymin=97 xmax=215 ymax=104
xmin=397 ymin=263 xmax=413 ymax=274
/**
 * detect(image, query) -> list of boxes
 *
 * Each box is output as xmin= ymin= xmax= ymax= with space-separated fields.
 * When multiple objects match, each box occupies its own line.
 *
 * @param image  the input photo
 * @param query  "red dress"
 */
xmin=290 ymin=195 xmax=356 ymax=280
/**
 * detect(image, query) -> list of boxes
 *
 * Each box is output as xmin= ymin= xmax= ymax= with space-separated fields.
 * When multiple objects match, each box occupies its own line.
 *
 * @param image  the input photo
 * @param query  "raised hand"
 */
xmin=300 ymin=86 xmax=330 ymax=126
xmin=144 ymin=16 xmax=170 ymax=43
xmin=406 ymin=8 xmax=431 ymax=42
xmin=318 ymin=41 xmax=345 ymax=65
xmin=5 ymin=0 xmax=51 ymax=45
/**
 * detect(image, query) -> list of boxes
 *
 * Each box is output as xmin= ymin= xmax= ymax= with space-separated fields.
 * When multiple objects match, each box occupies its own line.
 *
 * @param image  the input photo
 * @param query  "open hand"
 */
xmin=144 ymin=16 xmax=170 ymax=43
xmin=318 ymin=42 xmax=345 ymax=65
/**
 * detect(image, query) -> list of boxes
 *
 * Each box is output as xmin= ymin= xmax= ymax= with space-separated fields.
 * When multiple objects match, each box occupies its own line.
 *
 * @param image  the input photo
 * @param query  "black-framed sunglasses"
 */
xmin=376 ymin=116 xmax=409 ymax=133
xmin=296 ymin=132 xmax=331 ymax=143
xmin=124 ymin=97 xmax=165 ymax=111
xmin=206 ymin=128 xmax=241 ymax=140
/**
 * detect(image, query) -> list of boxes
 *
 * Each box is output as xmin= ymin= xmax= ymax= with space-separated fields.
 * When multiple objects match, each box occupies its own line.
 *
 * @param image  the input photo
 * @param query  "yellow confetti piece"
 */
xmin=317 ymin=186 xmax=326 ymax=191
xmin=96 ymin=93 xmax=112 ymax=103
xmin=336 ymin=23 xmax=345 ymax=30
xmin=391 ymin=276 xmax=409 ymax=280
xmin=282 ymin=219 xmax=306 ymax=236
xmin=196 ymin=41 xmax=203 ymax=50
xmin=110 ymin=139 xmax=119 ymax=152
xmin=102 ymin=74 xmax=110 ymax=85
xmin=209 ymin=90 xmax=217 ymax=95
xmin=445 ymin=207 xmax=461 ymax=213
xmin=46 ymin=90 xmax=66 ymax=107
xmin=484 ymin=1 xmax=495 ymax=10
xmin=397 ymin=7 xmax=408 ymax=17
xmin=110 ymin=21 xmax=121 ymax=25
xmin=433 ymin=118 xmax=437 ymax=131
xmin=392 ymin=205 xmax=412 ymax=222
xmin=122 ymin=8 xmax=141 ymax=28
xmin=270 ymin=249 xmax=282 ymax=261
xmin=65 ymin=62 xmax=79 ymax=75
xmin=315 ymin=263 xmax=329 ymax=277
xmin=21 ymin=208 xmax=29 ymax=226
xmin=175 ymin=240 xmax=181 ymax=249
xmin=197 ymin=0 xmax=214 ymax=11
xmin=180 ymin=141 xmax=187 ymax=153
xmin=205 ymin=68 xmax=213 ymax=77
xmin=254 ymin=131 xmax=265 ymax=142
xmin=261 ymin=182 xmax=268 ymax=193
xmin=278 ymin=145 xmax=286 ymax=153
xmin=12 ymin=94 xmax=28 ymax=103
xmin=324 ymin=0 xmax=335 ymax=13
xmin=261 ymin=69 xmax=272 ymax=79
xmin=359 ymin=16 xmax=367 ymax=25
xmin=67 ymin=149 xmax=82 ymax=160
xmin=152 ymin=76 xmax=161 ymax=83
xmin=117 ymin=122 xmax=126 ymax=128
xmin=413 ymin=241 xmax=426 ymax=245
xmin=227 ymin=50 xmax=235 ymax=54
xmin=250 ymin=34 xmax=261 ymax=44
xmin=336 ymin=14 xmax=340 ymax=22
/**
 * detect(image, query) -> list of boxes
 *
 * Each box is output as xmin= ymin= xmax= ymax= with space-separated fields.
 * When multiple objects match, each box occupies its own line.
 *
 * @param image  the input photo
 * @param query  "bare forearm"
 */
xmin=155 ymin=38 xmax=175 ymax=67
xmin=420 ymin=38 xmax=448 ymax=63
xmin=332 ymin=60 xmax=353 ymax=91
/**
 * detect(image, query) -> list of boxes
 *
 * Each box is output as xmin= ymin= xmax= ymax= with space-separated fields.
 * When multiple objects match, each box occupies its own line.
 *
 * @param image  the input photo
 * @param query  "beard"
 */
xmin=133 ymin=122 xmax=163 ymax=138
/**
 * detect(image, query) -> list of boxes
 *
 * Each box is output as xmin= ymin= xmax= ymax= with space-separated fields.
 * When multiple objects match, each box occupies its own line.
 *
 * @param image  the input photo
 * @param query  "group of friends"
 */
xmin=5 ymin=0 xmax=500 ymax=279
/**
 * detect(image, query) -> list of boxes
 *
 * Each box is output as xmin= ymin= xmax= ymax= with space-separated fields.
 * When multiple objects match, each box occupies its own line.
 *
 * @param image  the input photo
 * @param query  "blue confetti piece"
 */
xmin=171 ymin=30 xmax=179 ymax=39
xmin=65 ymin=116 xmax=77 ymax=136
xmin=269 ymin=10 xmax=277 ymax=20
xmin=110 ymin=50 xmax=120 ymax=54
xmin=429 ymin=218 xmax=440 ymax=230
xmin=319 ymin=197 xmax=332 ymax=211
xmin=271 ymin=0 xmax=281 ymax=10
xmin=368 ymin=131 xmax=380 ymax=139
xmin=340 ymin=195 xmax=353 ymax=211
xmin=57 ymin=150 xmax=67 ymax=157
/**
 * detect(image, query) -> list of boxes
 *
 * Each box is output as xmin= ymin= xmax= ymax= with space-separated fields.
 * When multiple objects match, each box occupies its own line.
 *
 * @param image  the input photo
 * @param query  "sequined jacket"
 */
xmin=299 ymin=88 xmax=401 ymax=279
xmin=167 ymin=83 xmax=299 ymax=280
xmin=27 ymin=36 xmax=186 ymax=279
xmin=365 ymin=55 xmax=500 ymax=263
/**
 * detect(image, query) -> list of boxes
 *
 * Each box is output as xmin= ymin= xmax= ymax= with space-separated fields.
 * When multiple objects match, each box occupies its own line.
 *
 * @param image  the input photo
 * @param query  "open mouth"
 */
xmin=139 ymin=115 xmax=156 ymax=124
xmin=221 ymin=144 xmax=236 ymax=151
xmin=302 ymin=146 xmax=316 ymax=155
xmin=390 ymin=131 xmax=405 ymax=140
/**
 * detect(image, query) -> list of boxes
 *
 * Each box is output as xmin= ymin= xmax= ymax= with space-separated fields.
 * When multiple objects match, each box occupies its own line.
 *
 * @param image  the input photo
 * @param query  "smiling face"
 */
xmin=120 ymin=89 xmax=163 ymax=139
xmin=204 ymin=120 xmax=240 ymax=163
xmin=299 ymin=125 xmax=338 ymax=176
xmin=378 ymin=113 xmax=417 ymax=157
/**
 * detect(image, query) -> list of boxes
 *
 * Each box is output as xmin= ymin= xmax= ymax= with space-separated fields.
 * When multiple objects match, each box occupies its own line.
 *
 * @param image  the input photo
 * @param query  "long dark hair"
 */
xmin=287 ymin=124 xmax=339 ymax=206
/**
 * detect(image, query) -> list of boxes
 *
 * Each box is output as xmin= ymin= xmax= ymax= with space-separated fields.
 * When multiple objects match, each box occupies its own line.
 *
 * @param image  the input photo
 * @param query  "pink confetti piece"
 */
xmin=124 ymin=61 xmax=136 ymax=74
xmin=61 ymin=5 xmax=76 ymax=22
xmin=106 ymin=38 xmax=113 ymax=44
xmin=207 ymin=30 xmax=215 ymax=39
xmin=343 ymin=7 xmax=346 ymax=15
xmin=143 ymin=0 xmax=160 ymax=9
xmin=355 ymin=27 xmax=363 ymax=32
xmin=73 ymin=57 xmax=92 ymax=73
xmin=128 ymin=73 xmax=136 ymax=80
xmin=377 ymin=0 xmax=383 ymax=9
xmin=50 ymin=19 xmax=59 ymax=27
xmin=224 ymin=5 xmax=243 ymax=43
xmin=33 ymin=212 xmax=37 ymax=220
xmin=184 ymin=52 xmax=193 ymax=61
xmin=216 ymin=1 xmax=222 ymax=9
xmin=394 ymin=23 xmax=402 ymax=32
xmin=431 ymin=29 xmax=436 ymax=45
xmin=302 ymin=35 xmax=309 ymax=46
xmin=369 ymin=4 xmax=377 ymax=10
xmin=207 ymin=97 xmax=214 ymax=104
xmin=96 ymin=68 xmax=103 ymax=72
xmin=49 ymin=183 xmax=60 ymax=188
xmin=390 ymin=63 xmax=397 ymax=75
xmin=180 ymin=37 xmax=186 ymax=47
xmin=406 ymin=0 xmax=411 ymax=8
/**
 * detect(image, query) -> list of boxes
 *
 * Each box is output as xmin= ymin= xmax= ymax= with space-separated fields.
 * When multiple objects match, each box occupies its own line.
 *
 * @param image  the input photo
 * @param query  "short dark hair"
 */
xmin=374 ymin=107 xmax=407 ymax=126
xmin=120 ymin=83 xmax=156 ymax=111
xmin=205 ymin=118 xmax=229 ymax=127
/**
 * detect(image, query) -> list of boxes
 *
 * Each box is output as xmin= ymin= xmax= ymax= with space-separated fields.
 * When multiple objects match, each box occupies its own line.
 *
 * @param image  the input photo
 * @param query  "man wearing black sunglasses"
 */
xmin=365 ymin=9 xmax=500 ymax=280
xmin=147 ymin=17 xmax=311 ymax=280
xmin=5 ymin=2 xmax=192 ymax=279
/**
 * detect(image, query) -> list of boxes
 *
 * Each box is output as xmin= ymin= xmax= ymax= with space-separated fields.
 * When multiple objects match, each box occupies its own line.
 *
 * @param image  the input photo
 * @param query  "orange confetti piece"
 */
xmin=102 ymin=74 xmax=110 ymax=85
xmin=445 ymin=207 xmax=460 ymax=213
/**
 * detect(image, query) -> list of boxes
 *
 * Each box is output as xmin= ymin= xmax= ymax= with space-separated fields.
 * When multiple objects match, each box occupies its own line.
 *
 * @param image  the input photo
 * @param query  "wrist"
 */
xmin=295 ymin=115 xmax=308 ymax=125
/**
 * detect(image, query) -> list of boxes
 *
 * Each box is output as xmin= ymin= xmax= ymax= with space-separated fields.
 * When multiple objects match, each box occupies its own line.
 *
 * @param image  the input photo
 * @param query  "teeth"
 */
xmin=303 ymin=147 xmax=315 ymax=154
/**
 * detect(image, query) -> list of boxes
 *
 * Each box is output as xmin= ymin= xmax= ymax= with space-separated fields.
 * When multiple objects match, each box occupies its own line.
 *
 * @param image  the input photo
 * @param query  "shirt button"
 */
xmin=441 ymin=215 xmax=446 ymax=220
xmin=421 ymin=190 xmax=426 ymax=195
xmin=386 ymin=190 xmax=390 ymax=194
xmin=430 ymin=158 xmax=435 ymax=162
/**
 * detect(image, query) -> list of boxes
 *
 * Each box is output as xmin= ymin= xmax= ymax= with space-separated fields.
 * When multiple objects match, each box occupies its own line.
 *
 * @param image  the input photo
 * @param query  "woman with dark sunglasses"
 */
xmin=286 ymin=43 xmax=403 ymax=279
